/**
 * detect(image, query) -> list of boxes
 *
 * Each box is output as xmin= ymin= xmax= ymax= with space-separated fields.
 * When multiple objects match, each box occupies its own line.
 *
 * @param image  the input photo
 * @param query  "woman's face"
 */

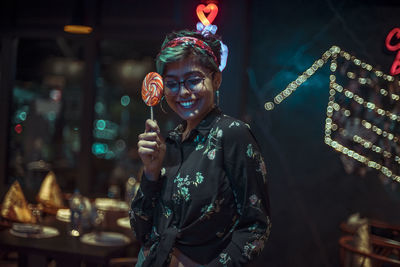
xmin=163 ymin=57 xmax=221 ymax=127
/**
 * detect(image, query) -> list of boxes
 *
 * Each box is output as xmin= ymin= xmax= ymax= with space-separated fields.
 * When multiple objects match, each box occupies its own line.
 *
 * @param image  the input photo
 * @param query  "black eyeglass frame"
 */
xmin=163 ymin=72 xmax=214 ymax=96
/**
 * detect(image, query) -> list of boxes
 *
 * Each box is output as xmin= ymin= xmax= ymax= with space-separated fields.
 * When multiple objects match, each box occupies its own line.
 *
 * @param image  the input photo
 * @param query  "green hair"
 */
xmin=156 ymin=29 xmax=222 ymax=75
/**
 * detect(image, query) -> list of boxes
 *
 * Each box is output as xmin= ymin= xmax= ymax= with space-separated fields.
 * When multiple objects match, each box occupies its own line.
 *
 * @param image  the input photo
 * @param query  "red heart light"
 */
xmin=196 ymin=4 xmax=218 ymax=26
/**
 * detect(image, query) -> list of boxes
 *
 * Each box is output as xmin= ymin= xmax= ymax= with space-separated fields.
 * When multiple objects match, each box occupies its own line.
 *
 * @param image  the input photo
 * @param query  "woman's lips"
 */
xmin=178 ymin=99 xmax=197 ymax=109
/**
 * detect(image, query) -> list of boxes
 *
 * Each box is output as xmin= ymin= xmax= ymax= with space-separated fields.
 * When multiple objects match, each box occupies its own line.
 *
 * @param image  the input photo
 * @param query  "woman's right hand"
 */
xmin=137 ymin=119 xmax=166 ymax=181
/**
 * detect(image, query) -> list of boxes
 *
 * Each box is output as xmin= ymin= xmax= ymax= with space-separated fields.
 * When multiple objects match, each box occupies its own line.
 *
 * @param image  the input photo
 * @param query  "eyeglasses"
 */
xmin=164 ymin=76 xmax=206 ymax=96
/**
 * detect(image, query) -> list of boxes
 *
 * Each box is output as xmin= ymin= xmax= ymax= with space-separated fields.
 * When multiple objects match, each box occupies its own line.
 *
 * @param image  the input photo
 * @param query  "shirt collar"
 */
xmin=167 ymin=107 xmax=222 ymax=142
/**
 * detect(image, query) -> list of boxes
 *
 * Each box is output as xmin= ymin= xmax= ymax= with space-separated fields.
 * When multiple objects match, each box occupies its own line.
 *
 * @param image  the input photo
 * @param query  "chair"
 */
xmin=369 ymin=219 xmax=400 ymax=242
xmin=340 ymin=219 xmax=400 ymax=241
xmin=109 ymin=257 xmax=138 ymax=266
xmin=339 ymin=235 xmax=400 ymax=267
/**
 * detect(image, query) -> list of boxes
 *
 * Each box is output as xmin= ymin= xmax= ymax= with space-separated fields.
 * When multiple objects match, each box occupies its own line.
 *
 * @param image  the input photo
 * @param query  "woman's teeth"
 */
xmin=179 ymin=100 xmax=195 ymax=108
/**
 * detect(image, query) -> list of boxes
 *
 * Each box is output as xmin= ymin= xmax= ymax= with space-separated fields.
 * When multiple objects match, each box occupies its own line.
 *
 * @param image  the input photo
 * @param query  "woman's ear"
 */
xmin=213 ymin=71 xmax=222 ymax=91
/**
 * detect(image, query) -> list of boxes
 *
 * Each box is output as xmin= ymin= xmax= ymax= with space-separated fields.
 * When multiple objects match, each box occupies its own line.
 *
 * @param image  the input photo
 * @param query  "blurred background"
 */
xmin=0 ymin=0 xmax=400 ymax=266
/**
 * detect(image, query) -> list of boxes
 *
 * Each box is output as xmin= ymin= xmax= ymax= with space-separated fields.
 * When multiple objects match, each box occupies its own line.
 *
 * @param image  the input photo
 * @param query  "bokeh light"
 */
xmin=121 ymin=95 xmax=130 ymax=107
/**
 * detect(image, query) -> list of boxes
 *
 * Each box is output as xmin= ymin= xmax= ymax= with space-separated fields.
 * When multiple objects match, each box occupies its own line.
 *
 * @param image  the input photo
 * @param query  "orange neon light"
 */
xmin=385 ymin=28 xmax=400 ymax=76
xmin=196 ymin=4 xmax=218 ymax=26
xmin=64 ymin=25 xmax=93 ymax=34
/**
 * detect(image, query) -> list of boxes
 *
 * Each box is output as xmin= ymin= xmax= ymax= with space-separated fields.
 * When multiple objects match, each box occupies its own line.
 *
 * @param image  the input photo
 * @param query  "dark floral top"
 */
xmin=130 ymin=108 xmax=271 ymax=267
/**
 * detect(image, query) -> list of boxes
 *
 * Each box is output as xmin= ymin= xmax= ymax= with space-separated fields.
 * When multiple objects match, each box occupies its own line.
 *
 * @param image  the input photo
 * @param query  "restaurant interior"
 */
xmin=0 ymin=0 xmax=400 ymax=266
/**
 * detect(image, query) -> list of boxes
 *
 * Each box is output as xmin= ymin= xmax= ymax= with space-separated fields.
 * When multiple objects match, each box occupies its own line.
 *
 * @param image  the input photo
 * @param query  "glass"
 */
xmin=164 ymin=76 xmax=206 ymax=95
xmin=28 ymin=203 xmax=43 ymax=226
xmin=92 ymin=209 xmax=105 ymax=234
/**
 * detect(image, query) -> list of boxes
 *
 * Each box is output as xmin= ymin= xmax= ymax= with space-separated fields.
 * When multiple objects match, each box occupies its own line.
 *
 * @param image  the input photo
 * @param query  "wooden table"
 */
xmin=0 ymin=214 xmax=140 ymax=267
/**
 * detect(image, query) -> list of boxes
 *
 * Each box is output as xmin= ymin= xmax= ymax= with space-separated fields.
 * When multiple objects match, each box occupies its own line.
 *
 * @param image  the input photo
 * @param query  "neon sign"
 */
xmin=385 ymin=28 xmax=400 ymax=76
xmin=196 ymin=3 xmax=218 ymax=26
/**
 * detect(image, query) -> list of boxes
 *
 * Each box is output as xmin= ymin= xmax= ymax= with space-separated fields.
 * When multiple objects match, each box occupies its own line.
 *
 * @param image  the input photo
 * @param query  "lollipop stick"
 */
xmin=150 ymin=106 xmax=154 ymax=161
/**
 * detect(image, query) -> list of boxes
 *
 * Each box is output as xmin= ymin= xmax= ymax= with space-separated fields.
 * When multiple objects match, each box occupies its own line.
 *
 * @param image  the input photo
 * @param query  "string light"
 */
xmin=328 ymin=101 xmax=399 ymax=145
xmin=265 ymin=45 xmax=400 ymax=111
xmin=330 ymin=82 xmax=400 ymax=122
xmin=350 ymin=134 xmax=395 ymax=161
xmin=343 ymin=71 xmax=400 ymax=101
xmin=264 ymin=47 xmax=339 ymax=110
xmin=264 ymin=45 xmax=400 ymax=183
xmin=325 ymin=122 xmax=400 ymax=182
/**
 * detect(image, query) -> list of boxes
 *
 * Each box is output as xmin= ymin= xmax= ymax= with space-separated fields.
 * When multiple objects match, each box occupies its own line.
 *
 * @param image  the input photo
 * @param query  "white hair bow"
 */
xmin=196 ymin=22 xmax=228 ymax=72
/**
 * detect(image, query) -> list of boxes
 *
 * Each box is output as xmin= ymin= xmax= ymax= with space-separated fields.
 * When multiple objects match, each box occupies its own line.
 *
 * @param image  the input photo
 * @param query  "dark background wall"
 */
xmin=1 ymin=0 xmax=400 ymax=266
xmin=243 ymin=0 xmax=400 ymax=266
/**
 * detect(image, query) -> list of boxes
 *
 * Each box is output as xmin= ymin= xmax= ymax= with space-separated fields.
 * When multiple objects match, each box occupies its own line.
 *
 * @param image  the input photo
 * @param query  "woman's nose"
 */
xmin=178 ymin=83 xmax=191 ymax=97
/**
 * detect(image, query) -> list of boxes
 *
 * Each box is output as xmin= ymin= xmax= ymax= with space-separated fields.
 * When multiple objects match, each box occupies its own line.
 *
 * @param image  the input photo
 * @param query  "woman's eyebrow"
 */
xmin=164 ymin=71 xmax=204 ymax=79
xmin=164 ymin=74 xmax=178 ymax=79
xmin=184 ymin=71 xmax=203 ymax=76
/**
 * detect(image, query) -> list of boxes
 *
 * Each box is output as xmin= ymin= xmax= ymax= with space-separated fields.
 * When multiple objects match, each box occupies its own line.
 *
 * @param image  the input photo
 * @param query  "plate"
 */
xmin=80 ymin=232 xmax=130 ymax=246
xmin=10 ymin=225 xmax=59 ymax=238
xmin=12 ymin=223 xmax=42 ymax=234
xmin=117 ymin=217 xmax=131 ymax=229
xmin=95 ymin=198 xmax=129 ymax=211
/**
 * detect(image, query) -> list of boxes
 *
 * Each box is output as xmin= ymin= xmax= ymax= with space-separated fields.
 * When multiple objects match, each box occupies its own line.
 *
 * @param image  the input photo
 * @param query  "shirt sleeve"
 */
xmin=206 ymin=122 xmax=272 ymax=267
xmin=129 ymin=174 xmax=163 ymax=246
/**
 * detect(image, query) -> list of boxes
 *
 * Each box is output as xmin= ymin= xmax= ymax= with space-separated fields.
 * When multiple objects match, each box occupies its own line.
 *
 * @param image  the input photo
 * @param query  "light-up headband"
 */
xmin=161 ymin=36 xmax=219 ymax=69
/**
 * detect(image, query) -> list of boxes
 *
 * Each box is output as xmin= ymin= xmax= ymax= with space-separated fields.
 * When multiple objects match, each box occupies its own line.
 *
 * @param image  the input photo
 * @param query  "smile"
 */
xmin=178 ymin=100 xmax=196 ymax=109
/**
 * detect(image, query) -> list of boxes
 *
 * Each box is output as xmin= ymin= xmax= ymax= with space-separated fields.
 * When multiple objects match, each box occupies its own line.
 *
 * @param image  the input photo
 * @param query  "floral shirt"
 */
xmin=130 ymin=108 xmax=271 ymax=267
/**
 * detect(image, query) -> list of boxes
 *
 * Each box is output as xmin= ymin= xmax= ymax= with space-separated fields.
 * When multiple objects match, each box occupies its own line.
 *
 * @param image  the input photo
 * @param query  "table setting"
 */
xmin=10 ymin=223 xmax=59 ymax=239
xmin=0 ymin=171 xmax=139 ymax=266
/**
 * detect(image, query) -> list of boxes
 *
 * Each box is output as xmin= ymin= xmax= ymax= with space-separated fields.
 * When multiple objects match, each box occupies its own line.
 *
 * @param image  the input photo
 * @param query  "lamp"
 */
xmin=64 ymin=0 xmax=93 ymax=34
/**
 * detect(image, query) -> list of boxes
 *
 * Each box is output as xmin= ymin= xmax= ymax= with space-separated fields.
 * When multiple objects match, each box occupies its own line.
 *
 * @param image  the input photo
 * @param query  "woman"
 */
xmin=131 ymin=29 xmax=271 ymax=267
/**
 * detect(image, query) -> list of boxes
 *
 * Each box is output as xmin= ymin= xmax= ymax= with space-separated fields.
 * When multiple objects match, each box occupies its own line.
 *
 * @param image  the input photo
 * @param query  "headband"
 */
xmin=196 ymin=22 xmax=228 ymax=71
xmin=161 ymin=36 xmax=219 ymax=68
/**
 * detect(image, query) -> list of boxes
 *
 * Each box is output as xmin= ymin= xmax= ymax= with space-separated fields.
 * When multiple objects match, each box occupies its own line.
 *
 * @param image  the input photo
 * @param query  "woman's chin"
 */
xmin=176 ymin=102 xmax=201 ymax=120
xmin=177 ymin=110 xmax=200 ymax=121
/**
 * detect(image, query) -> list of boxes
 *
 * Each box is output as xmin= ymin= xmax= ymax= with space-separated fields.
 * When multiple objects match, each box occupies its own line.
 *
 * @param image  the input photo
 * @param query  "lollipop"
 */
xmin=141 ymin=72 xmax=164 ymax=120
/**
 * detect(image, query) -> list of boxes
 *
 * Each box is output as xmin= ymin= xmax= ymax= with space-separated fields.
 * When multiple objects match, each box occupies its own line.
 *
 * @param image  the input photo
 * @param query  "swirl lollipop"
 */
xmin=141 ymin=72 xmax=164 ymax=120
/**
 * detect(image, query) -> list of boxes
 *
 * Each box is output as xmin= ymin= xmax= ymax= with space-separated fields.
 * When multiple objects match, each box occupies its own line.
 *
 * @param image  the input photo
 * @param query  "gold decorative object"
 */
xmin=1 ymin=181 xmax=36 ymax=223
xmin=346 ymin=213 xmax=372 ymax=267
xmin=37 ymin=171 xmax=64 ymax=209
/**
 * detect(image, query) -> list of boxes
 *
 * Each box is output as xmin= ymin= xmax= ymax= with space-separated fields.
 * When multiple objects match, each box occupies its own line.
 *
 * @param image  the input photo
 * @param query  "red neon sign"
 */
xmin=196 ymin=4 xmax=218 ymax=26
xmin=385 ymin=28 xmax=400 ymax=76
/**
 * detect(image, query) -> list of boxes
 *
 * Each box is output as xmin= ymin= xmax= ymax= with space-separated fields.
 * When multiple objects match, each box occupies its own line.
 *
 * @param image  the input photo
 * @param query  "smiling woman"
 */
xmin=163 ymin=58 xmax=221 ymax=139
xmin=131 ymin=29 xmax=271 ymax=267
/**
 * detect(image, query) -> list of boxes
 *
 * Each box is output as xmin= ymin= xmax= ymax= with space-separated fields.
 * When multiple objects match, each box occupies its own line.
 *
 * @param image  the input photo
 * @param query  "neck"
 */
xmin=182 ymin=105 xmax=215 ymax=140
xmin=182 ymin=118 xmax=201 ymax=140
